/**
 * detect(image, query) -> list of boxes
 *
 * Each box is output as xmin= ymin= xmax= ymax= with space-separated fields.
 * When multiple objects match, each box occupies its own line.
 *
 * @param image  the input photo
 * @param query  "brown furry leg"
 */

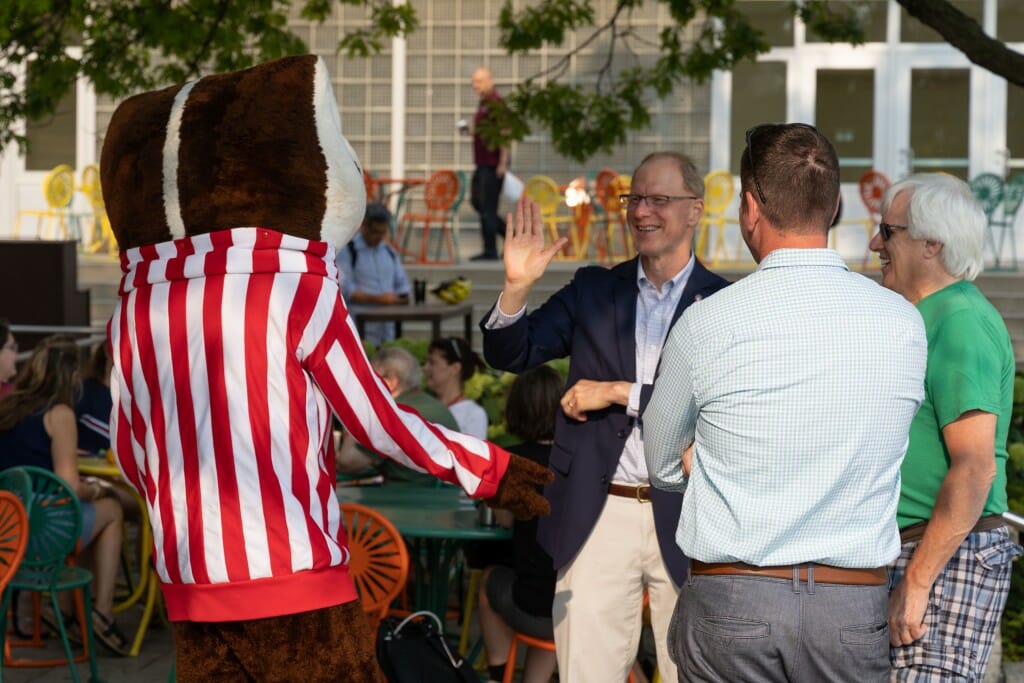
xmin=173 ymin=601 xmax=386 ymax=683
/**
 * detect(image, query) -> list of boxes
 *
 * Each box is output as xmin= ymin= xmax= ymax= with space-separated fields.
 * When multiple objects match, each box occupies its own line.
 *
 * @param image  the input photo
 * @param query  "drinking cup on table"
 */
xmin=414 ymin=279 xmax=427 ymax=305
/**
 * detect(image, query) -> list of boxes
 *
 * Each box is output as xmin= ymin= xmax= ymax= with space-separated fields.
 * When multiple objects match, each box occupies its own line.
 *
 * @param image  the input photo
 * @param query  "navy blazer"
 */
xmin=480 ymin=257 xmax=730 ymax=584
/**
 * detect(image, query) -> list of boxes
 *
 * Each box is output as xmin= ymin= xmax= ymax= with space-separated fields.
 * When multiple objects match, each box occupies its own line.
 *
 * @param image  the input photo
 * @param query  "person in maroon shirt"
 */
xmin=468 ymin=66 xmax=510 ymax=261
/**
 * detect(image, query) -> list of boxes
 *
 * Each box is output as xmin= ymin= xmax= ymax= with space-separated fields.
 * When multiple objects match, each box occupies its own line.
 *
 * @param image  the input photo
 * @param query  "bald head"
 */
xmin=472 ymin=67 xmax=494 ymax=97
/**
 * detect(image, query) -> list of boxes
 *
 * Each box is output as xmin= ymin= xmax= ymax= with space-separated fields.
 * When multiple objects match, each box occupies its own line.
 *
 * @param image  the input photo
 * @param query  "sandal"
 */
xmin=39 ymin=606 xmax=82 ymax=646
xmin=90 ymin=608 xmax=129 ymax=657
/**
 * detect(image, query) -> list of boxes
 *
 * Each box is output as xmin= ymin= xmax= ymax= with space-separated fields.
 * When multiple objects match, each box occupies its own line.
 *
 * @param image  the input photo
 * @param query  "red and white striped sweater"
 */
xmin=108 ymin=227 xmax=510 ymax=622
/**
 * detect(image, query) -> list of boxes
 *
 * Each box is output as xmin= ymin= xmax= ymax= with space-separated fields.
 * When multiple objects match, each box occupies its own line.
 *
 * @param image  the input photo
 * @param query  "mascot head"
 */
xmin=100 ymin=55 xmax=365 ymax=251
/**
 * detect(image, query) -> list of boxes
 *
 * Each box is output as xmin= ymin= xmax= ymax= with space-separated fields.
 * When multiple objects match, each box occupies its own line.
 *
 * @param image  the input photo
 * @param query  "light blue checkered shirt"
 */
xmin=643 ymin=249 xmax=926 ymax=567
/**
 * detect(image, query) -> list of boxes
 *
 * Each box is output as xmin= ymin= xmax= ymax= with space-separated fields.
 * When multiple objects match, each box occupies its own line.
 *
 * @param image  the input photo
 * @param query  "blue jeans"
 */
xmin=671 ymin=570 xmax=889 ymax=682
xmin=470 ymin=165 xmax=505 ymax=257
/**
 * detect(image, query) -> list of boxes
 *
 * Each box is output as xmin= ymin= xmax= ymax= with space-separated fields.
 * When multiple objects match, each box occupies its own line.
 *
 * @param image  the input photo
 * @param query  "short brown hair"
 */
xmin=505 ymin=365 xmax=563 ymax=443
xmin=740 ymin=123 xmax=839 ymax=233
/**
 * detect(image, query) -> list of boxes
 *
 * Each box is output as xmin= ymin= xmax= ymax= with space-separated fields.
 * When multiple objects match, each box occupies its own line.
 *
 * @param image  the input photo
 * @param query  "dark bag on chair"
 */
xmin=376 ymin=611 xmax=478 ymax=683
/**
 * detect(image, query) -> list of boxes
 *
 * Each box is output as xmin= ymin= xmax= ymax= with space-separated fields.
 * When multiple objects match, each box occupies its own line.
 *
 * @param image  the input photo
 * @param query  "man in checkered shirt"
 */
xmin=644 ymin=123 xmax=927 ymax=682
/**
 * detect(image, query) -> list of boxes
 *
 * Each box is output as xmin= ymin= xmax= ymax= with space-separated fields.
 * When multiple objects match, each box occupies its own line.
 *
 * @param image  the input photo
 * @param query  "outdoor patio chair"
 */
xmin=697 ymin=170 xmax=736 ymax=266
xmin=0 ymin=490 xmax=29 ymax=683
xmin=13 ymin=165 xmax=79 ymax=241
xmin=2 ymin=466 xmax=101 ymax=683
xmin=989 ymin=173 xmax=1022 ymax=270
xmin=340 ymin=502 xmax=410 ymax=630
xmin=524 ymin=175 xmax=579 ymax=261
xmin=592 ymin=168 xmax=634 ymax=263
xmin=394 ymin=169 xmax=463 ymax=264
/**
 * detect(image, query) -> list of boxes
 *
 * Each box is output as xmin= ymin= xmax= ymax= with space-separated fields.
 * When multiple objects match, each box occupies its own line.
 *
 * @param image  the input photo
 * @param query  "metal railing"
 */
xmin=1004 ymin=509 xmax=1024 ymax=532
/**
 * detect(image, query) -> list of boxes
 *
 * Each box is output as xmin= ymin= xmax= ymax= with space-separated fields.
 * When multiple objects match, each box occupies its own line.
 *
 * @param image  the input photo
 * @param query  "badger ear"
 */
xmin=313 ymin=56 xmax=365 ymax=250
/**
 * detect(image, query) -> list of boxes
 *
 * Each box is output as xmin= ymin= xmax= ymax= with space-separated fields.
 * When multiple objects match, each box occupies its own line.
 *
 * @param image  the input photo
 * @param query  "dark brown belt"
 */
xmin=690 ymin=560 xmax=887 ymax=586
xmin=607 ymin=483 xmax=651 ymax=502
xmin=899 ymin=514 xmax=1005 ymax=545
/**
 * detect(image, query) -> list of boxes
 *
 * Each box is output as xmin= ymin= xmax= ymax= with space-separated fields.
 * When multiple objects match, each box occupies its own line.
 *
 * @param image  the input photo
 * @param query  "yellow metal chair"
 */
xmin=14 ymin=165 xmax=77 ymax=240
xmin=524 ymin=175 xmax=578 ymax=261
xmin=77 ymin=164 xmax=116 ymax=254
xmin=697 ymin=170 xmax=736 ymax=266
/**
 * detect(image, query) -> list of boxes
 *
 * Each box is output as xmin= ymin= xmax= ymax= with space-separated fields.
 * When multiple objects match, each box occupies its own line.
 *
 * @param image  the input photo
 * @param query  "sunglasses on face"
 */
xmin=878 ymin=222 xmax=908 ymax=241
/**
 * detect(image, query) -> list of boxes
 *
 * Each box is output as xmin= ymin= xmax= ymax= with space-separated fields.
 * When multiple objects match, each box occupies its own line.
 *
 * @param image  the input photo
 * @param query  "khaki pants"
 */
xmin=553 ymin=494 xmax=679 ymax=682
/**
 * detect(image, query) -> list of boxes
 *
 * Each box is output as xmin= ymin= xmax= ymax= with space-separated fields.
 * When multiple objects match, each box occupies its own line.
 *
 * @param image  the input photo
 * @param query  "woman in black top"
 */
xmin=477 ymin=365 xmax=560 ymax=683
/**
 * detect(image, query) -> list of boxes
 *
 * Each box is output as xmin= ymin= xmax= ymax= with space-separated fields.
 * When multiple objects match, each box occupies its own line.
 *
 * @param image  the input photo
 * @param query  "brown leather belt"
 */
xmin=899 ymin=514 xmax=1005 ymax=545
xmin=607 ymin=483 xmax=651 ymax=502
xmin=690 ymin=560 xmax=886 ymax=586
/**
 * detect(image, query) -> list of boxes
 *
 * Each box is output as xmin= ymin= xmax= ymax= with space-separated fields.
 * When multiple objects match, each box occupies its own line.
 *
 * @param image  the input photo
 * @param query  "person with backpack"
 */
xmin=337 ymin=202 xmax=411 ymax=344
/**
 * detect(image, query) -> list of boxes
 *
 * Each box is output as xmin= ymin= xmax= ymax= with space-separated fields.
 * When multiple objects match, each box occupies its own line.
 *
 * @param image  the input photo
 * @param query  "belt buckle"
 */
xmin=636 ymin=485 xmax=650 ymax=503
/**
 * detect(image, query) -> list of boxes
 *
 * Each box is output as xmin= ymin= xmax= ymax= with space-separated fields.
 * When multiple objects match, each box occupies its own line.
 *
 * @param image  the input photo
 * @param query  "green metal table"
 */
xmin=336 ymin=485 xmax=510 ymax=620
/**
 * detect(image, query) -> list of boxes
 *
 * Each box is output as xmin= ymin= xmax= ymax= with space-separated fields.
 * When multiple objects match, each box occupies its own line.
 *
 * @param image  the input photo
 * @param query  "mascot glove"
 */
xmin=484 ymin=453 xmax=553 ymax=520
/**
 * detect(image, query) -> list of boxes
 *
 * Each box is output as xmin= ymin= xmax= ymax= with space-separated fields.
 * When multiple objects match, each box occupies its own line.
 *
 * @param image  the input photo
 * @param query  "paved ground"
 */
xmin=4 ymin=601 xmax=175 ymax=682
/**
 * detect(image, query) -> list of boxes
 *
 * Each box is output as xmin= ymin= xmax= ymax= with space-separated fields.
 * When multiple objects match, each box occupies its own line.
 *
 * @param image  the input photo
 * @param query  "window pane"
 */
xmin=816 ymin=70 xmax=874 ymax=183
xmin=1009 ymin=84 xmax=1024 ymax=171
xmin=910 ymin=69 xmax=969 ymax=178
xmin=25 ymin=77 xmax=77 ymax=171
xmin=730 ymin=61 xmax=787 ymax=174
xmin=735 ymin=1 xmax=794 ymax=47
xmin=998 ymin=0 xmax=1024 ymax=41
xmin=902 ymin=1 xmax=982 ymax=42
xmin=807 ymin=0 xmax=887 ymax=43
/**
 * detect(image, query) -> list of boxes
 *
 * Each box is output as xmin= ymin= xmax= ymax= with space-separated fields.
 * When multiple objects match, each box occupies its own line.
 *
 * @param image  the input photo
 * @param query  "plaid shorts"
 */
xmin=888 ymin=526 xmax=1021 ymax=682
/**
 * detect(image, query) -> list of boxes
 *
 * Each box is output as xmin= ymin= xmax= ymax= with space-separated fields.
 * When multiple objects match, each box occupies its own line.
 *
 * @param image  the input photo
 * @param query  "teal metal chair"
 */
xmin=991 ymin=173 xmax=1022 ymax=271
xmin=970 ymin=172 xmax=1005 ymax=268
xmin=0 ymin=469 xmax=32 ymax=510
xmin=1 ymin=466 xmax=102 ymax=683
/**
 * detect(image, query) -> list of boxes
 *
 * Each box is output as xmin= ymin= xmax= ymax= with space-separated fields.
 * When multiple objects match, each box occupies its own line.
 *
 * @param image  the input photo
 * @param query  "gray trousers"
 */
xmin=670 ymin=569 xmax=889 ymax=682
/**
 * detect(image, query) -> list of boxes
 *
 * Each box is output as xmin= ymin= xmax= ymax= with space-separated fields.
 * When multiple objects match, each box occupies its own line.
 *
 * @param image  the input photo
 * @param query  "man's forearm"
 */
xmin=902 ymin=461 xmax=993 ymax=589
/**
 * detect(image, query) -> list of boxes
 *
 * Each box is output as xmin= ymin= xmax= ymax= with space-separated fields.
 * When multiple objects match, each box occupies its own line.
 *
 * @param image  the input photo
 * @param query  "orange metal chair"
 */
xmin=340 ymin=503 xmax=410 ymax=629
xmin=0 ymin=490 xmax=29 ymax=593
xmin=849 ymin=169 xmax=891 ymax=269
xmin=592 ymin=168 xmax=634 ymax=264
xmin=394 ymin=169 xmax=463 ymax=264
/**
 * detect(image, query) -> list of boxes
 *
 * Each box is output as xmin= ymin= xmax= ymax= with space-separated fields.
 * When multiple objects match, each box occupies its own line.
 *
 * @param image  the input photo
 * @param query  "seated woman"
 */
xmin=478 ymin=365 xmax=560 ymax=683
xmin=422 ymin=336 xmax=489 ymax=439
xmin=0 ymin=335 xmax=129 ymax=656
xmin=0 ymin=318 xmax=17 ymax=398
xmin=76 ymin=340 xmax=112 ymax=455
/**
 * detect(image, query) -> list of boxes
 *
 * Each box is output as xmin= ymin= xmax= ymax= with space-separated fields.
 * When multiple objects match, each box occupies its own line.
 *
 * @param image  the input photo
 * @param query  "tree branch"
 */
xmin=897 ymin=0 xmax=1024 ymax=88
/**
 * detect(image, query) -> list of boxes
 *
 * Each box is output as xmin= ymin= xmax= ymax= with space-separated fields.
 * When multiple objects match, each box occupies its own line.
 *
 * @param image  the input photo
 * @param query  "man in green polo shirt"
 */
xmin=336 ymin=346 xmax=459 ymax=486
xmin=869 ymin=173 xmax=1022 ymax=681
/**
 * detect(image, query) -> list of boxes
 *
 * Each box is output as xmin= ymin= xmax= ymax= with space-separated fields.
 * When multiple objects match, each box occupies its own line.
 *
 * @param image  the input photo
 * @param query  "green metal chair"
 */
xmin=970 ymin=172 xmax=1005 ymax=268
xmin=0 ymin=469 xmax=32 ymax=510
xmin=1 ymin=466 xmax=102 ymax=683
xmin=991 ymin=173 xmax=1022 ymax=271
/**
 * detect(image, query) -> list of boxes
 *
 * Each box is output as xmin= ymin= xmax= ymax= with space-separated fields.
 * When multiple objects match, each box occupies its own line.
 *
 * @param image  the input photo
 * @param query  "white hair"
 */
xmin=881 ymin=173 xmax=987 ymax=281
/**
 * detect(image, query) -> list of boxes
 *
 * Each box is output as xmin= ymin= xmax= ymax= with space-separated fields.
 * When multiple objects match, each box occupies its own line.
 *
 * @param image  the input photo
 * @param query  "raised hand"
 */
xmin=499 ymin=196 xmax=569 ymax=314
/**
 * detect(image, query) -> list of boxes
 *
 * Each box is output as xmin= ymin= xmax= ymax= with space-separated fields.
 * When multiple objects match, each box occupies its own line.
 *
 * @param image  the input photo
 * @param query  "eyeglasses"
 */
xmin=618 ymin=194 xmax=699 ymax=209
xmin=878 ymin=222 xmax=908 ymax=241
xmin=744 ymin=123 xmax=819 ymax=206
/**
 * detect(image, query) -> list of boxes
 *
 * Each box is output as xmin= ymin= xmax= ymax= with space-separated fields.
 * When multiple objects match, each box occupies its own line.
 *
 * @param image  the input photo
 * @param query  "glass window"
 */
xmin=910 ymin=69 xmax=969 ymax=178
xmin=816 ymin=70 xmax=874 ymax=183
xmin=998 ymin=0 xmax=1024 ymax=41
xmin=1009 ymin=83 xmax=1024 ymax=171
xmin=902 ymin=1 xmax=982 ymax=42
xmin=807 ymin=0 xmax=887 ymax=43
xmin=735 ymin=1 xmax=794 ymax=48
xmin=730 ymin=61 xmax=786 ymax=174
xmin=25 ymin=73 xmax=77 ymax=172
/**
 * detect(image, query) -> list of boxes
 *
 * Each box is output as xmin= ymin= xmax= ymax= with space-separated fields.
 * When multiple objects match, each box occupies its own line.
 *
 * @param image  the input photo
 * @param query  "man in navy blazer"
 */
xmin=480 ymin=152 xmax=730 ymax=682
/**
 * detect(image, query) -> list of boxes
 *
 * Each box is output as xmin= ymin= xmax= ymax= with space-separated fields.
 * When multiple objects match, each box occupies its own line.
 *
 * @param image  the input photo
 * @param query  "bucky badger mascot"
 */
xmin=100 ymin=55 xmax=550 ymax=682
